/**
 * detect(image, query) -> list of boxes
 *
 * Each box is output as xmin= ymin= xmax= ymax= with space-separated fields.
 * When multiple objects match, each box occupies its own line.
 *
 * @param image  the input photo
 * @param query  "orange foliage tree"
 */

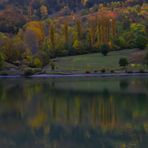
xmin=97 ymin=10 xmax=117 ymax=47
xmin=88 ymin=15 xmax=98 ymax=48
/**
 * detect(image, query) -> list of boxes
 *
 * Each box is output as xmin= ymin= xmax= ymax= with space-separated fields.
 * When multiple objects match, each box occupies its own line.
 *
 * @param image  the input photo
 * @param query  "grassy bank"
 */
xmin=44 ymin=49 xmax=146 ymax=74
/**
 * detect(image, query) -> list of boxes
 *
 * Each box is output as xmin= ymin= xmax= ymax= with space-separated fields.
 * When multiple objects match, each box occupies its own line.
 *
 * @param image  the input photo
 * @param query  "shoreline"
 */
xmin=0 ymin=72 xmax=148 ymax=78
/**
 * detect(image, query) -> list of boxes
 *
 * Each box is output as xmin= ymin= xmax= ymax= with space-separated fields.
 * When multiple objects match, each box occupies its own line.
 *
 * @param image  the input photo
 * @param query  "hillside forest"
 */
xmin=0 ymin=0 xmax=148 ymax=73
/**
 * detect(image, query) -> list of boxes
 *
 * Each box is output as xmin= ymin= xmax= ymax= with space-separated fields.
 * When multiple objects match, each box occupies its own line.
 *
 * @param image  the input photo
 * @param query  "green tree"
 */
xmin=130 ymin=23 xmax=146 ymax=34
xmin=130 ymin=23 xmax=147 ymax=49
xmin=133 ymin=34 xmax=147 ymax=49
xmin=112 ymin=36 xmax=127 ymax=49
xmin=100 ymin=44 xmax=109 ymax=56
xmin=49 ymin=24 xmax=55 ymax=49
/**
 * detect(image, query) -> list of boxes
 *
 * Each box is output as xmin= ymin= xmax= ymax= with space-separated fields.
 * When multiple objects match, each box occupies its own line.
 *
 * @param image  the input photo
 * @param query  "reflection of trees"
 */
xmin=0 ymin=79 xmax=147 ymax=132
xmin=0 ymin=78 xmax=147 ymax=147
xmin=98 ymin=96 xmax=117 ymax=131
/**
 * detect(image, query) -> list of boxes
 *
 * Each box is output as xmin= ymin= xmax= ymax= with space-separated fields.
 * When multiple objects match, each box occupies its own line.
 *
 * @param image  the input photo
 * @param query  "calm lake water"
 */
xmin=0 ymin=76 xmax=148 ymax=148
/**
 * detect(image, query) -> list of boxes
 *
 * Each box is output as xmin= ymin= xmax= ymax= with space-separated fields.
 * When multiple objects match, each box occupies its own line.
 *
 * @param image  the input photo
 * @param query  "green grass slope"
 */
xmin=44 ymin=49 xmax=142 ymax=74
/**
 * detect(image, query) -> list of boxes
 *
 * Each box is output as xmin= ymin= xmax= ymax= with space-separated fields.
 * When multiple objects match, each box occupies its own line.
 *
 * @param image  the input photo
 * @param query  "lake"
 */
xmin=0 ymin=76 xmax=148 ymax=148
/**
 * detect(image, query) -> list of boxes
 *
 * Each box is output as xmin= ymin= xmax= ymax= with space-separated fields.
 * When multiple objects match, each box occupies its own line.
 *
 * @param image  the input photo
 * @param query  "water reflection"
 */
xmin=0 ymin=77 xmax=148 ymax=148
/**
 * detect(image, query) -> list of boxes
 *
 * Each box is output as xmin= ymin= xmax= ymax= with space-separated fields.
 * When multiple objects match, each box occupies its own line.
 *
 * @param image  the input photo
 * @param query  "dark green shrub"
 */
xmin=110 ymin=69 xmax=115 ymax=73
xmin=126 ymin=70 xmax=133 ymax=73
xmin=119 ymin=58 xmax=128 ymax=67
xmin=100 ymin=68 xmax=106 ymax=73
xmin=139 ymin=68 xmax=145 ymax=73
xmin=100 ymin=44 xmax=109 ymax=56
xmin=23 ymin=67 xmax=42 ymax=76
xmin=23 ymin=68 xmax=34 ymax=76
xmin=85 ymin=70 xmax=91 ymax=74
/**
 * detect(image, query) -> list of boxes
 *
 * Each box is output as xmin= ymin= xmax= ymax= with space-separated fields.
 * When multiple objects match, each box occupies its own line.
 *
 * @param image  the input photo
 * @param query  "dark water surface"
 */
xmin=0 ymin=76 xmax=148 ymax=148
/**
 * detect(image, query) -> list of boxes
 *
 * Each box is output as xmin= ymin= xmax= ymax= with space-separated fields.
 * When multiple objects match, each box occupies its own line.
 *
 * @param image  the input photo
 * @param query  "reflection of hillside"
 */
xmin=0 ymin=90 xmax=147 ymax=131
xmin=51 ymin=78 xmax=148 ymax=95
xmin=0 ymin=77 xmax=147 ymax=147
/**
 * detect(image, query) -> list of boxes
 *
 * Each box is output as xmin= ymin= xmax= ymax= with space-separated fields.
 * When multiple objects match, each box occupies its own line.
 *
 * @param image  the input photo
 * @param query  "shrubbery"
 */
xmin=23 ymin=67 xmax=34 ymax=76
xmin=119 ymin=58 xmax=128 ymax=67
xmin=23 ymin=67 xmax=42 ymax=76
xmin=100 ymin=68 xmax=106 ymax=73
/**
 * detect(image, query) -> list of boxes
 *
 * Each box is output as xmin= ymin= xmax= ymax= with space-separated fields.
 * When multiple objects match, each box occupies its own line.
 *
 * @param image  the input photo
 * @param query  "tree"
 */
xmin=98 ymin=11 xmax=117 ymax=46
xmin=24 ymin=21 xmax=44 ymax=54
xmin=130 ymin=23 xmax=146 ymax=34
xmin=112 ymin=36 xmax=127 ymax=49
xmin=75 ymin=18 xmax=82 ymax=40
xmin=100 ymin=44 xmax=109 ymax=56
xmin=49 ymin=23 xmax=56 ymax=49
xmin=88 ymin=15 xmax=98 ymax=48
xmin=133 ymin=34 xmax=147 ymax=49
xmin=130 ymin=23 xmax=147 ymax=49
xmin=24 ymin=28 xmax=39 ymax=54
xmin=25 ymin=21 xmax=44 ymax=43
xmin=63 ymin=21 xmax=69 ymax=48
xmin=0 ymin=7 xmax=26 ymax=33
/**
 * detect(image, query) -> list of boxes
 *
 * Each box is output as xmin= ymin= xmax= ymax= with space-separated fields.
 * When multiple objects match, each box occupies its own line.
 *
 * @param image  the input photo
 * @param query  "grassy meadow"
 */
xmin=44 ymin=49 xmax=145 ymax=74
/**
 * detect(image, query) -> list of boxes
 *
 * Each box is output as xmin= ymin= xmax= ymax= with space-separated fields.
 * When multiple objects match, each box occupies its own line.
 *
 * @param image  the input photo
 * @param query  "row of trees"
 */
xmin=25 ymin=10 xmax=117 ymax=55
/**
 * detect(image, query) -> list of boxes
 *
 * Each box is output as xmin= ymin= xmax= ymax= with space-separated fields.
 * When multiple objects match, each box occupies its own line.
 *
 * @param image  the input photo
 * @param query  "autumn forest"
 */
xmin=0 ymin=0 xmax=148 ymax=74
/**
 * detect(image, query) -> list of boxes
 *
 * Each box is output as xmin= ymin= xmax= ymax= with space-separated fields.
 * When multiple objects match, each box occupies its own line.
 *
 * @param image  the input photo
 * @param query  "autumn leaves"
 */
xmin=23 ymin=10 xmax=117 ymax=58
